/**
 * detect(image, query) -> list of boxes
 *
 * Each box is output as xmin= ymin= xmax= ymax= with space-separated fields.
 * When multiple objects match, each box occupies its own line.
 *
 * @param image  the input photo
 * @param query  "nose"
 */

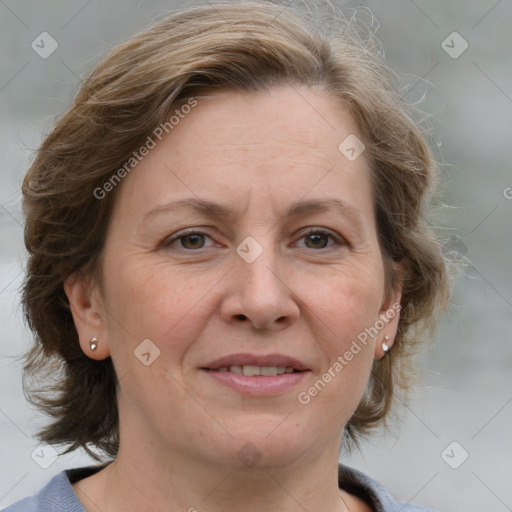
xmin=220 ymin=244 xmax=301 ymax=331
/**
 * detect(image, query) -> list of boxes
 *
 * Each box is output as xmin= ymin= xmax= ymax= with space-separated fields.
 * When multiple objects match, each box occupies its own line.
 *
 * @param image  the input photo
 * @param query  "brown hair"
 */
xmin=21 ymin=0 xmax=453 ymax=459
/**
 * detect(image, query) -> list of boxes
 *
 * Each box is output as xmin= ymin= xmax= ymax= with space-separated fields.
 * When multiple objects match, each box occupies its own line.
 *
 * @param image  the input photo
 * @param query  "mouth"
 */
xmin=201 ymin=354 xmax=310 ymax=396
xmin=209 ymin=365 xmax=303 ymax=376
xmin=202 ymin=353 xmax=309 ymax=373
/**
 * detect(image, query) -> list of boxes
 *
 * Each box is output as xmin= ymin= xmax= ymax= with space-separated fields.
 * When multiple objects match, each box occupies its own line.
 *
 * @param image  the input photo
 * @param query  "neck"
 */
xmin=77 ymin=438 xmax=350 ymax=512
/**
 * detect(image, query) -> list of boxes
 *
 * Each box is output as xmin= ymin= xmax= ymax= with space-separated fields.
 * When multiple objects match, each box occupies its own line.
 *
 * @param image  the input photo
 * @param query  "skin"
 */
xmin=65 ymin=85 xmax=403 ymax=512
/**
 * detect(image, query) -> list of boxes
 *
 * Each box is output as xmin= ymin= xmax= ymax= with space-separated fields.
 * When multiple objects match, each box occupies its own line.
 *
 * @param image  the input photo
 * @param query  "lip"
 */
xmin=203 ymin=353 xmax=310 ymax=371
xmin=202 ymin=369 xmax=310 ymax=396
xmin=201 ymin=353 xmax=311 ymax=397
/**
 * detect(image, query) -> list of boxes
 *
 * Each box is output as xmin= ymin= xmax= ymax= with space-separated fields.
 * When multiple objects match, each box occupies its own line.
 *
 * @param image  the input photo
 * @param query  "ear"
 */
xmin=64 ymin=272 xmax=111 ymax=360
xmin=374 ymin=260 xmax=405 ymax=360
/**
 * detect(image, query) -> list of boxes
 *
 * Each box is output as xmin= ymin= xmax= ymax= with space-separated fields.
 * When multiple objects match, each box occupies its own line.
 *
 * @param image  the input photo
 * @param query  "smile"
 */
xmin=211 ymin=365 xmax=300 ymax=376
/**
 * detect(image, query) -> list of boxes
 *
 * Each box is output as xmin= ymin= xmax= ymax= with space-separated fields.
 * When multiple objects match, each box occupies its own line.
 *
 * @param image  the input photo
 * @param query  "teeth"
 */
xmin=242 ymin=365 xmax=260 ymax=376
xmin=214 ymin=365 xmax=297 ymax=375
xmin=260 ymin=366 xmax=277 ymax=376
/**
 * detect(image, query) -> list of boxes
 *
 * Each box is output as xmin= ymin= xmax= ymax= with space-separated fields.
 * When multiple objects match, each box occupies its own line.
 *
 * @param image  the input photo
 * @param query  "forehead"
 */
xmin=170 ymin=87 xmax=362 ymax=165
xmin=111 ymin=85 xmax=374 ymax=224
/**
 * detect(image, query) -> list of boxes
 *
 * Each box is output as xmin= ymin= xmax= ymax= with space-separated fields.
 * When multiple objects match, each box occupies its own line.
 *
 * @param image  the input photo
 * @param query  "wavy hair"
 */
xmin=21 ymin=0 xmax=453 ymax=459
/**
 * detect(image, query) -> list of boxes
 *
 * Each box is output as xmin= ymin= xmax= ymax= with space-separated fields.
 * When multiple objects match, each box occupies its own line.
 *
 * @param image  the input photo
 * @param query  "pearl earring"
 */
xmin=382 ymin=335 xmax=390 ymax=353
xmin=89 ymin=337 xmax=98 ymax=351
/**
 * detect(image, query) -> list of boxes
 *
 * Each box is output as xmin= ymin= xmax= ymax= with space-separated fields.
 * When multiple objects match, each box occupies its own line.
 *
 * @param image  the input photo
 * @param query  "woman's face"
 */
xmin=69 ymin=85 xmax=401 ymax=469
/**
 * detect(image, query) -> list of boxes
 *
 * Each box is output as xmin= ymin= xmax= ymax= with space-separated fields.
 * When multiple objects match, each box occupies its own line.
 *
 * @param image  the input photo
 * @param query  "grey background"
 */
xmin=1 ymin=1 xmax=511 ymax=511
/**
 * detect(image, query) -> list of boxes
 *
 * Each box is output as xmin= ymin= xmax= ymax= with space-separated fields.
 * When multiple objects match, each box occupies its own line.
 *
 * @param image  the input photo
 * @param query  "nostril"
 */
xmin=236 ymin=314 xmax=247 ymax=320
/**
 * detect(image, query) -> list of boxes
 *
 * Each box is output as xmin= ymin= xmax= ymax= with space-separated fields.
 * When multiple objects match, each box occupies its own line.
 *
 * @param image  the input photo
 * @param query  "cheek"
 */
xmin=297 ymin=274 xmax=379 ymax=418
xmin=103 ymin=259 xmax=220 ymax=357
xmin=303 ymin=260 xmax=383 ymax=403
xmin=312 ymin=261 xmax=385 ymax=342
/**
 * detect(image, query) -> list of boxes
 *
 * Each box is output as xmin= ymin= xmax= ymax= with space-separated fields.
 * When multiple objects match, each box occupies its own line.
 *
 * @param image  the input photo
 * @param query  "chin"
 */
xmin=196 ymin=413 xmax=312 ymax=470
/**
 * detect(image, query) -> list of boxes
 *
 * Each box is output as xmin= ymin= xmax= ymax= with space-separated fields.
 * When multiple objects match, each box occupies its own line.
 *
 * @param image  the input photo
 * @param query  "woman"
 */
xmin=7 ymin=1 xmax=452 ymax=511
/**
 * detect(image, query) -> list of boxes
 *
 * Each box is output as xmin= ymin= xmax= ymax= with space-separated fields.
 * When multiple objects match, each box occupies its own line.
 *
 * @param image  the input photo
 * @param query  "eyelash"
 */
xmin=164 ymin=228 xmax=344 ymax=251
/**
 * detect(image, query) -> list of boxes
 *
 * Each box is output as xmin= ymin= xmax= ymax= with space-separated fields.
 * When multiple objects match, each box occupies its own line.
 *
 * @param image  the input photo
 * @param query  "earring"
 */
xmin=89 ymin=337 xmax=98 ymax=351
xmin=382 ymin=335 xmax=390 ymax=354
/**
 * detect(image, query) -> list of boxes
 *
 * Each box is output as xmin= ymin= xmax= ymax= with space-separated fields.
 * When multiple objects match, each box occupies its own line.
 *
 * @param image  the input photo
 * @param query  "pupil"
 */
xmin=307 ymin=233 xmax=327 ymax=249
xmin=184 ymin=234 xmax=204 ymax=249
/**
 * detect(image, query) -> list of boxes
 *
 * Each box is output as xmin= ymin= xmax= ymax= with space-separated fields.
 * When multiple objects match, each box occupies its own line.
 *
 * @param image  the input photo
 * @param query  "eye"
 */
xmin=165 ymin=229 xmax=215 ymax=250
xmin=164 ymin=228 xmax=344 ymax=252
xmin=295 ymin=229 xmax=343 ymax=250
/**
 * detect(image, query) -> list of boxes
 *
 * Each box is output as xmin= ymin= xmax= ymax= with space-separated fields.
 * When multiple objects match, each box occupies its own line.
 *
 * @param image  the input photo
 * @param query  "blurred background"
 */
xmin=0 ymin=1 xmax=511 ymax=510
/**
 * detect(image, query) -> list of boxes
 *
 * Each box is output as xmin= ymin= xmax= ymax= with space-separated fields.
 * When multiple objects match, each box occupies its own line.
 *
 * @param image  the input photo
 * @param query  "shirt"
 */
xmin=3 ymin=464 xmax=438 ymax=511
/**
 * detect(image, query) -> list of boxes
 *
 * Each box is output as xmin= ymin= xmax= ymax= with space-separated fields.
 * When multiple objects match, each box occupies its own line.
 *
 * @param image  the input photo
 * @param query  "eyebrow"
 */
xmin=141 ymin=197 xmax=367 ymax=231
